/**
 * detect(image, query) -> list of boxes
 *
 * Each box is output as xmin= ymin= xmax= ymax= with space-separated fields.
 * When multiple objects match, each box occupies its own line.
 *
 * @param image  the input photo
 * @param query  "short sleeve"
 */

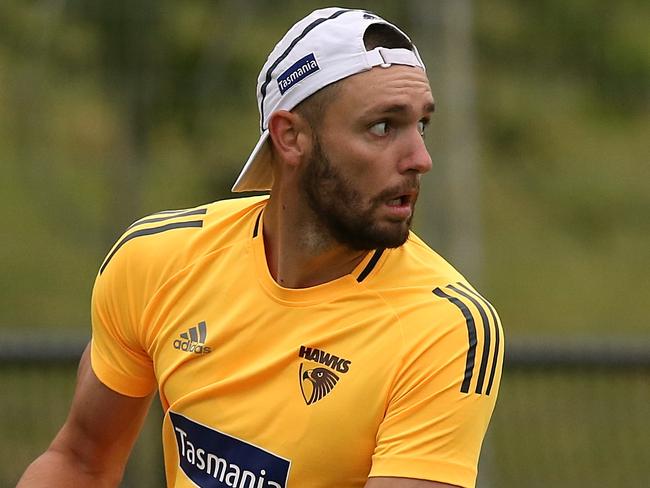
xmin=90 ymin=233 xmax=158 ymax=398
xmin=369 ymin=283 xmax=504 ymax=488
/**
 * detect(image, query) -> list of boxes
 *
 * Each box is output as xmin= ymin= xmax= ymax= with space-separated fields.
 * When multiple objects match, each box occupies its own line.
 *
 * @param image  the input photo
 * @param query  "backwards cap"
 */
xmin=231 ymin=7 xmax=426 ymax=192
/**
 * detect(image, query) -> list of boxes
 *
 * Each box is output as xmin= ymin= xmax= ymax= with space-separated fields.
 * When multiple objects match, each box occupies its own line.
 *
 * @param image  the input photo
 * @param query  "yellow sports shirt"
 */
xmin=90 ymin=196 xmax=504 ymax=488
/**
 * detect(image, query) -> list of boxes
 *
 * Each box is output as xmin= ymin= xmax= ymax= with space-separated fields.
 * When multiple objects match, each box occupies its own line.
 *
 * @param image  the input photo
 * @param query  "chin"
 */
xmin=346 ymin=223 xmax=411 ymax=251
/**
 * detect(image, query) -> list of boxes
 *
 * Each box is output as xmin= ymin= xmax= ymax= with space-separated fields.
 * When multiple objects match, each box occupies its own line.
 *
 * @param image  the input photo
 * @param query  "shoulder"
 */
xmin=96 ymin=195 xmax=267 ymax=287
xmin=363 ymin=232 xmax=503 ymax=370
xmin=362 ymin=231 xmax=469 ymax=305
xmin=393 ymin=231 xmax=500 ymax=323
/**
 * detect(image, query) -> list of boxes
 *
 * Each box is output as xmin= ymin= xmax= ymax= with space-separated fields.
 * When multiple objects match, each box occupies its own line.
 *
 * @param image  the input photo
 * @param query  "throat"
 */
xmin=300 ymin=219 xmax=333 ymax=255
xmin=276 ymin=250 xmax=368 ymax=288
xmin=265 ymin=228 xmax=367 ymax=288
xmin=262 ymin=193 xmax=368 ymax=288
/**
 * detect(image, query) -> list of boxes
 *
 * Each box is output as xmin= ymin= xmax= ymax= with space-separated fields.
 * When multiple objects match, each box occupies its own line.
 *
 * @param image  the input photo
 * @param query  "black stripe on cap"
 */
xmin=258 ymin=8 xmax=353 ymax=131
xmin=356 ymin=248 xmax=385 ymax=283
xmin=433 ymin=287 xmax=477 ymax=394
xmin=100 ymin=220 xmax=204 ymax=275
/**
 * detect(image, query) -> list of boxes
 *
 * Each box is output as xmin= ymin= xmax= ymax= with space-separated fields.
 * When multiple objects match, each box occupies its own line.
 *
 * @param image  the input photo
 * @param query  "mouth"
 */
xmin=387 ymin=194 xmax=413 ymax=207
xmin=386 ymin=188 xmax=417 ymax=207
xmin=383 ymin=190 xmax=416 ymax=220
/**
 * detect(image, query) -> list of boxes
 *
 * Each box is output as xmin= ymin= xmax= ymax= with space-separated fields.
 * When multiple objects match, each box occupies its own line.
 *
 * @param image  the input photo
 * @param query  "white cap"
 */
xmin=231 ymin=7 xmax=426 ymax=192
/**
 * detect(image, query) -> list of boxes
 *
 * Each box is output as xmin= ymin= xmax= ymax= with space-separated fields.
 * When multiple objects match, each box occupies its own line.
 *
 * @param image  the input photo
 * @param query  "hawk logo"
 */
xmin=298 ymin=346 xmax=351 ymax=405
xmin=299 ymin=364 xmax=339 ymax=405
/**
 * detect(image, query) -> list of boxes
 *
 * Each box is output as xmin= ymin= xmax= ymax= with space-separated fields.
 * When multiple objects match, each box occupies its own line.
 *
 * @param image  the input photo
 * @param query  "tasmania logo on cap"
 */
xmin=277 ymin=53 xmax=320 ymax=94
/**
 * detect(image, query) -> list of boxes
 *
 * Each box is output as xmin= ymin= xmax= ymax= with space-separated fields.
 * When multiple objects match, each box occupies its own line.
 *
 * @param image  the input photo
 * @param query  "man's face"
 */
xmin=299 ymin=65 xmax=434 ymax=251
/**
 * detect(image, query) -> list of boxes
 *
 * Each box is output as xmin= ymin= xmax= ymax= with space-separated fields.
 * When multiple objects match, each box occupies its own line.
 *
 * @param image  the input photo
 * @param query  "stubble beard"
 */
xmin=300 ymin=136 xmax=416 ymax=251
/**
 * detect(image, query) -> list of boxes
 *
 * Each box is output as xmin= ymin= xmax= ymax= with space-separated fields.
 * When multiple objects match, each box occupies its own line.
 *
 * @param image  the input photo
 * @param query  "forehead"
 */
xmin=332 ymin=65 xmax=434 ymax=117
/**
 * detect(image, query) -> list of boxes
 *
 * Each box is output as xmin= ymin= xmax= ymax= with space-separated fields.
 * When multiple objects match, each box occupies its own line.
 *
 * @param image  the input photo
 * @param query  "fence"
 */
xmin=2 ymin=333 xmax=649 ymax=487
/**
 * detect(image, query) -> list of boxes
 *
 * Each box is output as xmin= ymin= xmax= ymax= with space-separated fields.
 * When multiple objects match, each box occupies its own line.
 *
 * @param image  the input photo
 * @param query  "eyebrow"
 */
xmin=368 ymin=101 xmax=436 ymax=117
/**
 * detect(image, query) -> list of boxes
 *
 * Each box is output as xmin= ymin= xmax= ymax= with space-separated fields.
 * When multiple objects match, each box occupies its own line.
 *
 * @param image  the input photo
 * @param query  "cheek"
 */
xmin=327 ymin=140 xmax=385 ymax=182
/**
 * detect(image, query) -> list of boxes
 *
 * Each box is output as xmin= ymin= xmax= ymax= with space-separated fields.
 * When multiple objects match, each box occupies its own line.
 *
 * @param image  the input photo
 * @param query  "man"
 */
xmin=19 ymin=7 xmax=503 ymax=488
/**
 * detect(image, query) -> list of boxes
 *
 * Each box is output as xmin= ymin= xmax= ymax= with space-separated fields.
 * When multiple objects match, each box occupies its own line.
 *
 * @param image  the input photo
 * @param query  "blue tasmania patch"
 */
xmin=170 ymin=411 xmax=291 ymax=488
xmin=277 ymin=53 xmax=320 ymax=94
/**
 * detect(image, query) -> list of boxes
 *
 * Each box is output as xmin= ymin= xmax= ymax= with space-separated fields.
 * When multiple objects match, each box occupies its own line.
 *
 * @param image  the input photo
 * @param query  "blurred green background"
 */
xmin=1 ymin=0 xmax=648 ymax=486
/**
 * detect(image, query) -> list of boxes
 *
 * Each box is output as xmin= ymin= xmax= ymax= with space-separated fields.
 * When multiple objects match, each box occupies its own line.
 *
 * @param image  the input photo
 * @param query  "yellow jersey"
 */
xmin=90 ymin=196 xmax=504 ymax=488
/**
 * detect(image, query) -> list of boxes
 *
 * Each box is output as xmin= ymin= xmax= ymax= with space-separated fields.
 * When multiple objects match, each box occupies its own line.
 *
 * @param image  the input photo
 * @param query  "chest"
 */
xmin=144 ymin=256 xmax=402 ymax=486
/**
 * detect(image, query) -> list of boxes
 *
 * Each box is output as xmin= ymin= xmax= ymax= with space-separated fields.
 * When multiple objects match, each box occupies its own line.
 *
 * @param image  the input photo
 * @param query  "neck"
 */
xmin=262 ymin=193 xmax=367 ymax=289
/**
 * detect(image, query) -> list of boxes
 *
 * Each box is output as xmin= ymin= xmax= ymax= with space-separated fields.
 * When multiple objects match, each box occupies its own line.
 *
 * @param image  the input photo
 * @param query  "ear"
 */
xmin=267 ymin=110 xmax=312 ymax=168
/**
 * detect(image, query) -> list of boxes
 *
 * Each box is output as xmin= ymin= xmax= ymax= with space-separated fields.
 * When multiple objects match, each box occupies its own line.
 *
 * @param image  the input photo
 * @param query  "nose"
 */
xmin=398 ymin=127 xmax=432 ymax=175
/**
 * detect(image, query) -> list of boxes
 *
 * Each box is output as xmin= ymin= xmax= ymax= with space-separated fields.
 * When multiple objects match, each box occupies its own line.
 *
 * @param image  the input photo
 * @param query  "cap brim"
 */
xmin=231 ymin=130 xmax=274 ymax=192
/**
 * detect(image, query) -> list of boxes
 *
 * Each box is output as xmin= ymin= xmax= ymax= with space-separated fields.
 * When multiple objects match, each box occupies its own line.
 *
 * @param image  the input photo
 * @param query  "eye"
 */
xmin=369 ymin=121 xmax=389 ymax=136
xmin=417 ymin=119 xmax=428 ymax=137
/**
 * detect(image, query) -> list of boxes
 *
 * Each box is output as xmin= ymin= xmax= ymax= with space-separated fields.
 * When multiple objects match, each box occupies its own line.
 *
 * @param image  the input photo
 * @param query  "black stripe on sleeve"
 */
xmin=448 ymin=284 xmax=491 ymax=395
xmin=127 ymin=208 xmax=207 ymax=230
xmin=148 ymin=209 xmax=192 ymax=215
xmin=458 ymin=282 xmax=502 ymax=395
xmin=129 ymin=207 xmax=199 ymax=224
xmin=356 ymin=248 xmax=385 ymax=283
xmin=100 ymin=220 xmax=204 ymax=275
xmin=432 ymin=287 xmax=477 ymax=393
xmin=258 ymin=9 xmax=352 ymax=130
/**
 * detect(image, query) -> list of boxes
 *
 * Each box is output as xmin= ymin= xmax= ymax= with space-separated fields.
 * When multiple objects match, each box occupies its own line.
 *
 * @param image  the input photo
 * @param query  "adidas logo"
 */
xmin=173 ymin=321 xmax=211 ymax=355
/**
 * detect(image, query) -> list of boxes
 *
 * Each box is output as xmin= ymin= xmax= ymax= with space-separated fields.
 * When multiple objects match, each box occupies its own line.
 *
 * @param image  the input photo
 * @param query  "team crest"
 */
xmin=297 ymin=345 xmax=351 ymax=405
xmin=299 ymin=364 xmax=339 ymax=405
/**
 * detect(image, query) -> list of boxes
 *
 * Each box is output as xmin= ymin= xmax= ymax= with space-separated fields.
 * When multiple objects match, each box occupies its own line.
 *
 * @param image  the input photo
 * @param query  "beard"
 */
xmin=300 ymin=136 xmax=417 ymax=251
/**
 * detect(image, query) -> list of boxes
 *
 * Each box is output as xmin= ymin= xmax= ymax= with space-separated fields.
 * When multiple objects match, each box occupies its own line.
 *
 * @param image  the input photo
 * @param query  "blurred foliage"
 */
xmin=0 ymin=364 xmax=164 ymax=486
xmin=0 ymin=0 xmax=648 ymax=335
xmin=475 ymin=0 xmax=649 ymax=335
xmin=487 ymin=367 xmax=650 ymax=486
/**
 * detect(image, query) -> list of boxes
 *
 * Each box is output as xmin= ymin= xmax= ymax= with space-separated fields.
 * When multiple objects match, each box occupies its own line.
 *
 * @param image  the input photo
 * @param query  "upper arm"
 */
xmin=369 ymin=283 xmax=504 ymax=487
xmin=365 ymin=477 xmax=460 ymax=488
xmin=90 ymin=236 xmax=158 ymax=397
xmin=50 ymin=343 xmax=153 ymax=476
